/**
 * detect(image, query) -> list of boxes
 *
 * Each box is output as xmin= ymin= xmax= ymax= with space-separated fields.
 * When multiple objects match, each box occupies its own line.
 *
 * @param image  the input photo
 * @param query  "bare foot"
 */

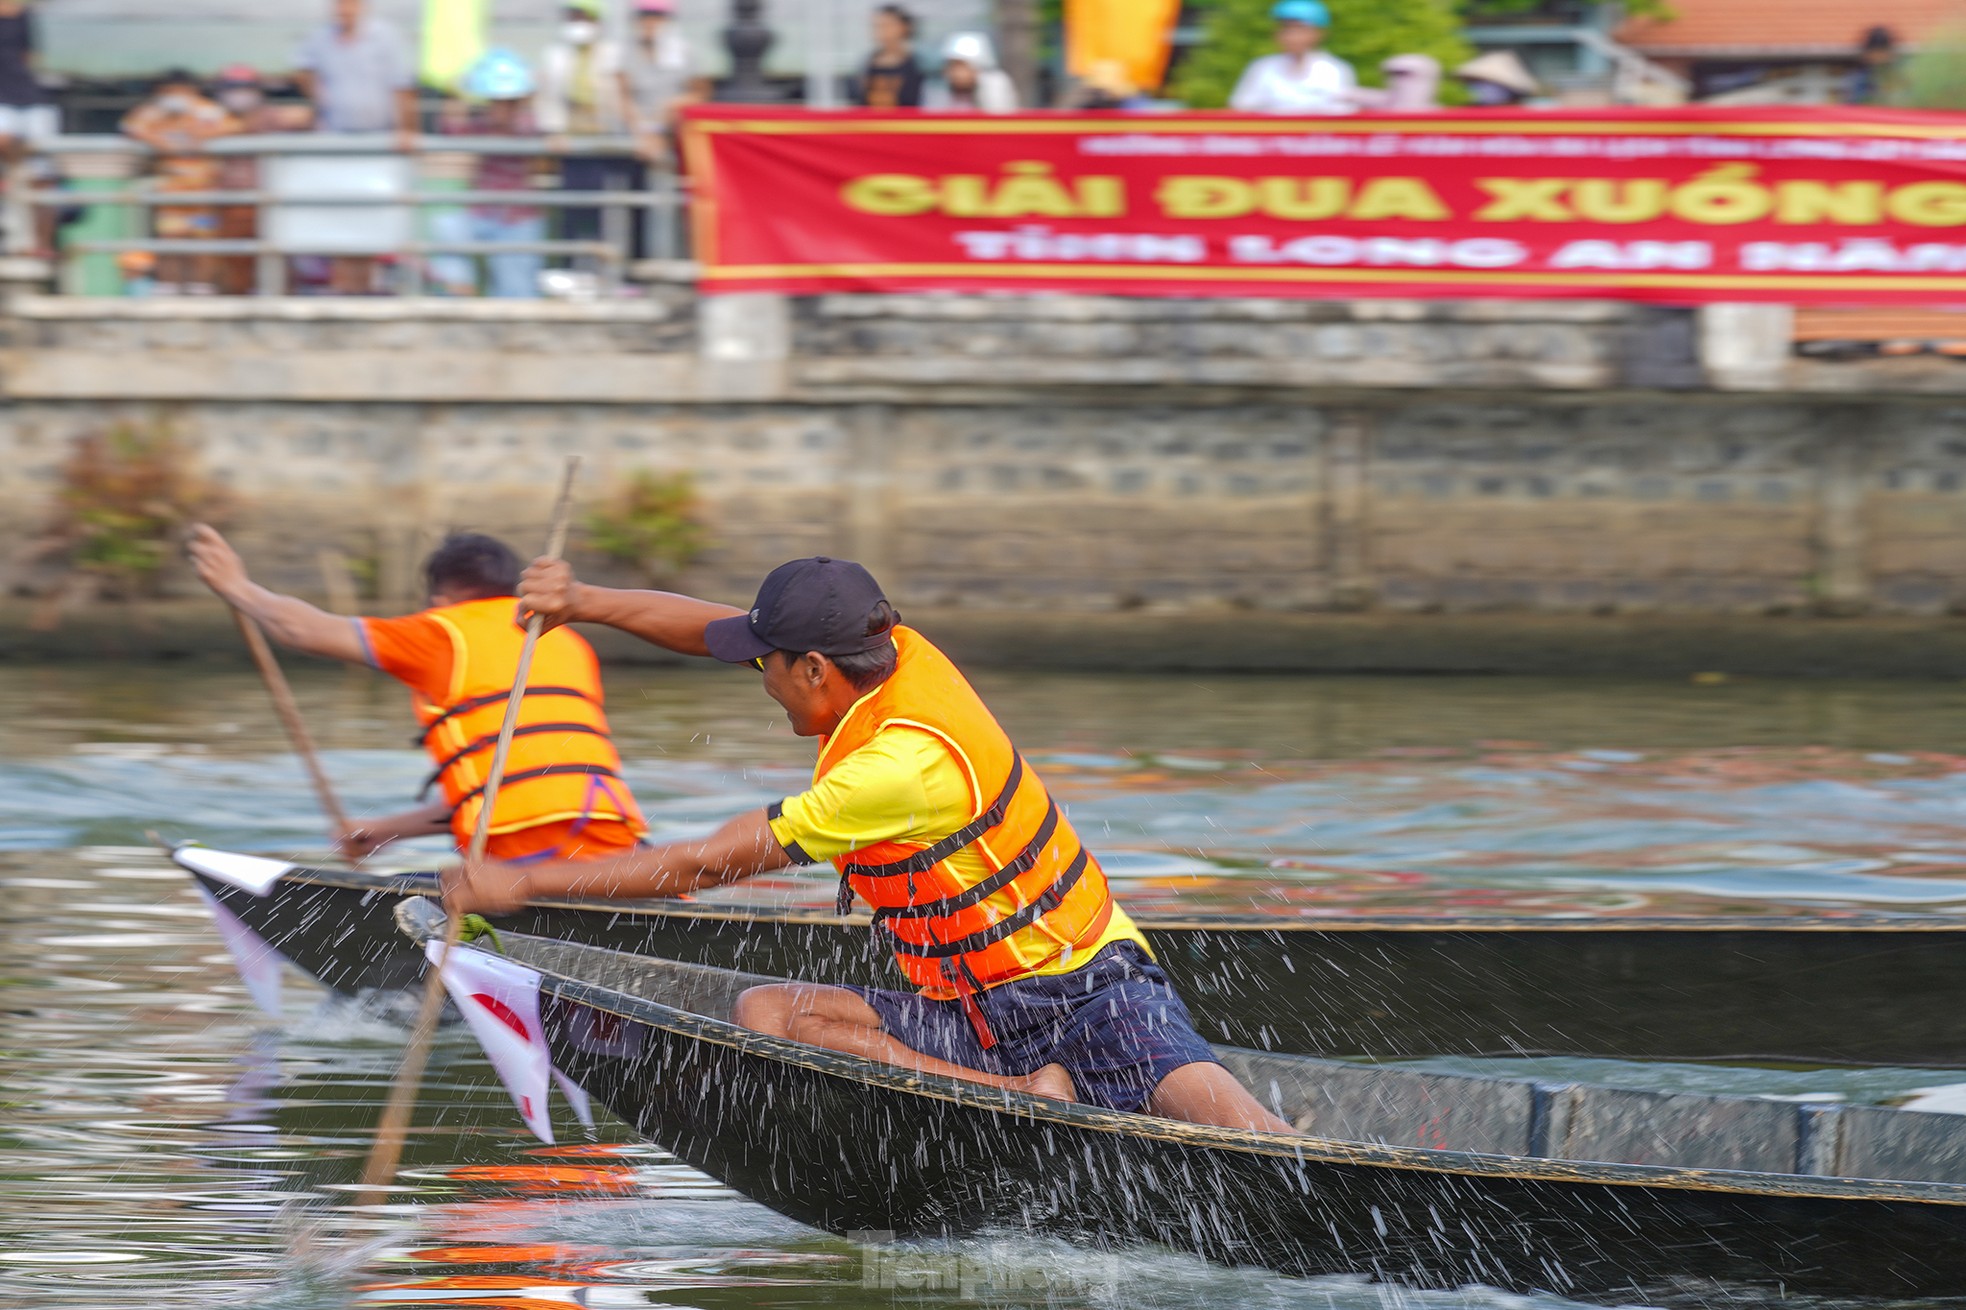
xmin=1016 ymin=1063 xmax=1076 ymax=1102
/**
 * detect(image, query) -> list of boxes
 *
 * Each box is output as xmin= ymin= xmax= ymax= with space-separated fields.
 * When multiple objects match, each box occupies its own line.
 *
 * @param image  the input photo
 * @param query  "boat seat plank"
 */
xmin=507 ymin=934 xmax=773 ymax=1024
xmin=1829 ymin=1104 xmax=1966 ymax=1184
xmin=1217 ymin=1050 xmax=1534 ymax=1157
xmin=1547 ymin=1084 xmax=1800 ymax=1174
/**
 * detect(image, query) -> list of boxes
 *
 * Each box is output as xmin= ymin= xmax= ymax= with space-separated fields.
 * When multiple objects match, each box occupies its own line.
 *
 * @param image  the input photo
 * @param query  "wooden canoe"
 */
xmin=396 ymin=899 xmax=1966 ymax=1303
xmin=177 ymin=845 xmax=1966 ymax=1064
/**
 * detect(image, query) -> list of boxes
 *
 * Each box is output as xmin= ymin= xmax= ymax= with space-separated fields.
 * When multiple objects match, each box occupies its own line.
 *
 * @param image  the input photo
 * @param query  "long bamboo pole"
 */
xmin=354 ymin=455 xmax=582 ymax=1211
xmin=231 ymin=607 xmax=351 ymax=835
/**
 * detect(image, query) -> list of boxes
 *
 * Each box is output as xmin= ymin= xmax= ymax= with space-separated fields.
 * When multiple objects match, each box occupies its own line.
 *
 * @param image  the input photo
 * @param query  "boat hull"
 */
xmin=185 ymin=854 xmax=1966 ymax=1063
xmin=520 ymin=948 xmax=1966 ymax=1303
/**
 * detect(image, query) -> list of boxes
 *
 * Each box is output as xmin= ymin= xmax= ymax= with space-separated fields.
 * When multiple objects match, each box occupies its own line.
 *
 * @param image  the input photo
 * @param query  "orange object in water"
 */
xmin=444 ymin=1163 xmax=642 ymax=1193
xmin=357 ymin=1273 xmax=588 ymax=1310
xmin=529 ymin=1142 xmax=636 ymax=1157
xmin=1066 ymin=0 xmax=1182 ymax=93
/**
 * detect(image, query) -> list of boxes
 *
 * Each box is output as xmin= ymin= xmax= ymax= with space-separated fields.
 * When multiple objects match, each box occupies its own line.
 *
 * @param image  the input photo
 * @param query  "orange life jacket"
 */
xmin=409 ymin=597 xmax=646 ymax=852
xmin=819 ymin=627 xmax=1116 ymax=1043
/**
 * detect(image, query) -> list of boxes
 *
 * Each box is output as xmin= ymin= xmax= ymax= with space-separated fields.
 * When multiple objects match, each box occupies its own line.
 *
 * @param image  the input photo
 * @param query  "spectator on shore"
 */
xmin=295 ymin=0 xmax=416 ymax=141
xmin=431 ymin=49 xmax=546 ymax=299
xmin=211 ymin=66 xmax=284 ymax=295
xmin=1847 ymin=25 xmax=1901 ymax=105
xmin=1352 ymin=53 xmax=1441 ymax=110
xmin=1456 ymin=51 xmax=1539 ymax=106
xmin=854 ymin=5 xmax=924 ymax=108
xmin=0 ymin=0 xmax=49 ymax=144
xmin=121 ymin=70 xmax=242 ymax=295
xmin=1230 ymin=0 xmax=1356 ymax=115
xmin=621 ymin=0 xmax=701 ymax=167
xmin=296 ymin=0 xmax=416 ymax=294
xmin=211 ymin=69 xmax=314 ymax=293
xmin=215 ymin=64 xmax=276 ymax=131
xmin=539 ymin=0 xmax=626 ymax=136
xmin=1073 ymin=59 xmax=1153 ymax=111
xmin=539 ymin=0 xmax=636 ymax=270
xmin=0 ymin=0 xmax=55 ymax=255
xmin=925 ymin=32 xmax=1019 ymax=112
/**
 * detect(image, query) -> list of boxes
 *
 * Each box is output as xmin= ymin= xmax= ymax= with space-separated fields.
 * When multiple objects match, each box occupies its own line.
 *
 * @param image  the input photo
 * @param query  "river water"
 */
xmin=7 ymin=661 xmax=1966 ymax=1309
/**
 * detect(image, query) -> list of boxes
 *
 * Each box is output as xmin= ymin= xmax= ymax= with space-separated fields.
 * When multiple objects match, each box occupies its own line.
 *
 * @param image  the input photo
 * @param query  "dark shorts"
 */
xmin=847 ymin=942 xmax=1219 ymax=1113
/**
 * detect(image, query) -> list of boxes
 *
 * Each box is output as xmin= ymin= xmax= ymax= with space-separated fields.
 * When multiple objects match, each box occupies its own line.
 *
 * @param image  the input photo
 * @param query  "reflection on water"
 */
xmin=0 ymin=844 xmax=1609 ymax=1310
xmin=8 ymin=663 xmax=1966 ymax=1307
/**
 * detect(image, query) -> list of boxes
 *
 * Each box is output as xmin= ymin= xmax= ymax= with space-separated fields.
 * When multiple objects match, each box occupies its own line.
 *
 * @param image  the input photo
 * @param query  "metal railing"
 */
xmin=22 ymin=132 xmax=689 ymax=297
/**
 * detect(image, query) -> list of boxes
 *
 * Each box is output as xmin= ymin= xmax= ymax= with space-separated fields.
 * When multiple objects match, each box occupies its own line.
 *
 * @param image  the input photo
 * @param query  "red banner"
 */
xmin=682 ymin=106 xmax=1966 ymax=304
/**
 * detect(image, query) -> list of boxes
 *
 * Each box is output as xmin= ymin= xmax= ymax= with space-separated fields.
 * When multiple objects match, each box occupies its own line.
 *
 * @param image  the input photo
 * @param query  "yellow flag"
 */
xmin=1066 ymin=0 xmax=1183 ymax=94
xmin=422 ymin=0 xmax=489 ymax=92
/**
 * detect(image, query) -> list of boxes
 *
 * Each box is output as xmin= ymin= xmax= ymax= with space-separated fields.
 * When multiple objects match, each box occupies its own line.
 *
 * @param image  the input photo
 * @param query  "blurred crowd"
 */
xmin=92 ymin=0 xmax=1079 ymax=297
xmin=0 ymin=0 xmax=1572 ymax=297
xmin=103 ymin=0 xmax=702 ymax=296
xmin=854 ymin=5 xmax=1022 ymax=112
xmin=0 ymin=0 xmax=1622 ymax=298
xmin=853 ymin=1 xmax=1543 ymax=117
xmin=1223 ymin=0 xmax=1542 ymax=113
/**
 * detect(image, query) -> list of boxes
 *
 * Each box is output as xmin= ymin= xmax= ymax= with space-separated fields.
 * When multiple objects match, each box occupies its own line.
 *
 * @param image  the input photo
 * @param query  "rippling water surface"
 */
xmin=9 ymin=661 xmax=1966 ymax=1309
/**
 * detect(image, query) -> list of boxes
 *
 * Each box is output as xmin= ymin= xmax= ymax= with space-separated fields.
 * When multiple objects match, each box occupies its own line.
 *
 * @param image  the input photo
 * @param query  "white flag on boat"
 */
xmin=427 ymin=942 xmax=591 ymax=1143
xmin=176 ymin=847 xmax=295 ymax=896
xmin=197 ymin=887 xmax=287 ymax=1018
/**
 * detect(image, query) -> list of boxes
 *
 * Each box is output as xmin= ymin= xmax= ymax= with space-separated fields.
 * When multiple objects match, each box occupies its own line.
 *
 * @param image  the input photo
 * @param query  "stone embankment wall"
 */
xmin=2 ymin=289 xmax=1965 ymax=667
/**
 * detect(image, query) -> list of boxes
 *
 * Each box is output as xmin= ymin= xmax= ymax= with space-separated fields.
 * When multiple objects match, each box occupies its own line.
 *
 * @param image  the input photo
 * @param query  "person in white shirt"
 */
xmin=537 ymin=0 xmax=632 ymax=265
xmin=1229 ymin=0 xmax=1357 ymax=115
xmin=622 ymin=0 xmax=701 ymax=162
xmin=924 ymin=31 xmax=1020 ymax=113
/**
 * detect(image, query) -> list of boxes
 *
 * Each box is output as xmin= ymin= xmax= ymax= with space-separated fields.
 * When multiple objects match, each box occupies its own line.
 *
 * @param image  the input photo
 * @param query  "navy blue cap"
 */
xmin=704 ymin=557 xmax=897 ymax=663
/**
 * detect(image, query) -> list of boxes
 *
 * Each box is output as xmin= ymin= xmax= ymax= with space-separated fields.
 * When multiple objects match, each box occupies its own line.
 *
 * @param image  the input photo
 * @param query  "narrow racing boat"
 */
xmin=178 ymin=844 xmax=1966 ymax=1064
xmin=395 ymin=899 xmax=1966 ymax=1303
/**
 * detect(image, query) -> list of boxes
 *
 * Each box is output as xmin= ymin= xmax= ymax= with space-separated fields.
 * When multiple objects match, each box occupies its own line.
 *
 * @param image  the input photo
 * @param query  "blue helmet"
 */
xmin=1271 ymin=0 xmax=1331 ymax=26
xmin=464 ymin=47 xmax=536 ymax=101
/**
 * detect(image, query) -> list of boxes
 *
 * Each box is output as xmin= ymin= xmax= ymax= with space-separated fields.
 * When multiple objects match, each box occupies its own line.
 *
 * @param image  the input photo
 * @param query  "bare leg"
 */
xmin=733 ymin=983 xmax=1074 ymax=1102
xmin=1146 ymin=1061 xmax=1294 ymax=1134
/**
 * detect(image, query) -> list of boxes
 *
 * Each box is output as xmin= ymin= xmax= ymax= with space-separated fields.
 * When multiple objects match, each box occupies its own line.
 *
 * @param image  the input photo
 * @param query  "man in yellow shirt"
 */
xmin=446 ymin=557 xmax=1289 ymax=1132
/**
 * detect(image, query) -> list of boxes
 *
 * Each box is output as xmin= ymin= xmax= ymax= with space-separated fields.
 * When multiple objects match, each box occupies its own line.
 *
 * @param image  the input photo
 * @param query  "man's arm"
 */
xmin=120 ymin=108 xmax=173 ymax=154
xmin=187 ymin=524 xmax=367 ymax=663
xmin=443 ymin=808 xmax=793 ymax=916
xmin=520 ymin=557 xmax=742 ymax=657
xmin=337 ymin=799 xmax=451 ymax=859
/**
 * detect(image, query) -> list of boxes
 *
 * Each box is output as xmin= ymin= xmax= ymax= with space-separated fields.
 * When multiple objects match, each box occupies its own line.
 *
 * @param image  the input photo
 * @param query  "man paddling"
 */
xmin=187 ymin=526 xmax=647 ymax=864
xmin=444 ymin=556 xmax=1292 ymax=1132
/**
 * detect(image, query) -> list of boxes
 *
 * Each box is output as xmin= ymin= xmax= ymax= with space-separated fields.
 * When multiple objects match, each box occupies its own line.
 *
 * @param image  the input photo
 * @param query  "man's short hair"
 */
xmin=830 ymin=640 xmax=897 ymax=691
xmin=827 ymin=599 xmax=899 ymax=690
xmin=424 ymin=532 xmax=521 ymax=601
xmin=770 ymin=600 xmax=898 ymax=691
xmin=877 ymin=3 xmax=916 ymax=36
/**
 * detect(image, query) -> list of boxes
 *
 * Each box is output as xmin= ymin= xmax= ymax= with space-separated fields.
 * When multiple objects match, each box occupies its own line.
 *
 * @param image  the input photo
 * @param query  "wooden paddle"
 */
xmin=231 ymin=607 xmax=351 ymax=836
xmin=354 ymin=455 xmax=582 ymax=1212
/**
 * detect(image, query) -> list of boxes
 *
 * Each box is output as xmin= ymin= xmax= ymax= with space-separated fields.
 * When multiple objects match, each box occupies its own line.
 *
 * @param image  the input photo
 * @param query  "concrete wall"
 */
xmin=4 ymin=290 xmax=1966 ymax=662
